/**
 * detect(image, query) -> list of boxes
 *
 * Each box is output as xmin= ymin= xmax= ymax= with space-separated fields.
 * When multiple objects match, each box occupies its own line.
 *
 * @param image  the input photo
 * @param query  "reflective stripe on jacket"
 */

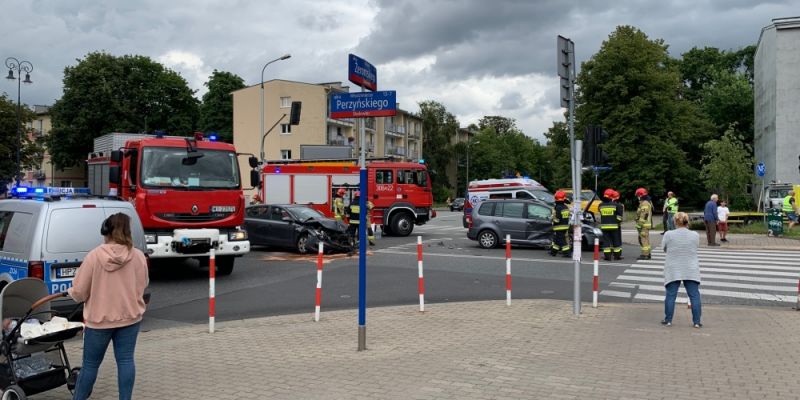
xmin=666 ymin=197 xmax=679 ymax=213
xmin=552 ymin=202 xmax=570 ymax=231
xmin=599 ymin=201 xmax=621 ymax=230
xmin=637 ymin=200 xmax=653 ymax=228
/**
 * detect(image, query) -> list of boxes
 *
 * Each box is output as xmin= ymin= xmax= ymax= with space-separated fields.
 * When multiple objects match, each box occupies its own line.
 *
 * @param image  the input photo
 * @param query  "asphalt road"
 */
xmin=141 ymin=211 xmax=637 ymax=331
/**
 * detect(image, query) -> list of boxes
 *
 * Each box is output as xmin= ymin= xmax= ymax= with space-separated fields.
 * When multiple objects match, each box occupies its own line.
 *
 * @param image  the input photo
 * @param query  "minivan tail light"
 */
xmin=28 ymin=261 xmax=45 ymax=280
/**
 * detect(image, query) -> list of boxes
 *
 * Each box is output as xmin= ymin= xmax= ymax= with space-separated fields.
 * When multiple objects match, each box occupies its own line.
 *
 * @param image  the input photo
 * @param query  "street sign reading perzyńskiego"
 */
xmin=349 ymin=54 xmax=377 ymax=91
xmin=330 ymin=91 xmax=396 ymax=119
xmin=756 ymin=162 xmax=766 ymax=177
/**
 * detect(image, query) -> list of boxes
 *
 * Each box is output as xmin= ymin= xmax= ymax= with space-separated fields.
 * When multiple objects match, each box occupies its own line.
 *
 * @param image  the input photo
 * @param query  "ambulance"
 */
xmin=463 ymin=178 xmax=554 ymax=228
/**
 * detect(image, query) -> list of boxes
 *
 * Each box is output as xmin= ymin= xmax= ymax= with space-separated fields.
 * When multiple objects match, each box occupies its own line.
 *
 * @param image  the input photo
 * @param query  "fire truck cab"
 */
xmin=259 ymin=160 xmax=434 ymax=236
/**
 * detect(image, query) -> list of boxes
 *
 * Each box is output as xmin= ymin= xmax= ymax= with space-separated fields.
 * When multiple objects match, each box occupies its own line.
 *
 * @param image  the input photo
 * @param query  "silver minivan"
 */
xmin=0 ymin=192 xmax=147 ymax=312
xmin=466 ymin=199 xmax=602 ymax=249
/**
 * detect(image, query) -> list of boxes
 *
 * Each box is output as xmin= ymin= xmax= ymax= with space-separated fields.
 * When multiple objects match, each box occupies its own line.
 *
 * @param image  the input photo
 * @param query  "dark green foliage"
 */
xmin=198 ymin=70 xmax=245 ymax=143
xmin=419 ymin=101 xmax=458 ymax=201
xmin=48 ymin=52 xmax=199 ymax=168
xmin=0 ymin=94 xmax=39 ymax=184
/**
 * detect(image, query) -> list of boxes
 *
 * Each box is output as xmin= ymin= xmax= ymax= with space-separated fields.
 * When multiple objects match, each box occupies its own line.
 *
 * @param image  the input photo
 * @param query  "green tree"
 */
xmin=700 ymin=127 xmax=753 ymax=209
xmin=418 ymin=100 xmax=458 ymax=200
xmin=477 ymin=116 xmax=519 ymax=136
xmin=0 ymin=94 xmax=41 ymax=185
xmin=198 ymin=70 xmax=245 ymax=143
xmin=541 ymin=121 xmax=572 ymax=189
xmin=576 ymin=26 xmax=714 ymax=207
xmin=48 ymin=52 xmax=199 ymax=168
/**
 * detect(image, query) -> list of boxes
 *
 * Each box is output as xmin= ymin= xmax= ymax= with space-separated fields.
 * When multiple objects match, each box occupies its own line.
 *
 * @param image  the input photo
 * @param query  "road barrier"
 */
xmin=417 ymin=236 xmax=425 ymax=312
xmin=505 ymin=235 xmax=512 ymax=306
xmin=315 ymin=243 xmax=324 ymax=321
xmin=592 ymin=238 xmax=599 ymax=308
xmin=209 ymin=248 xmax=215 ymax=334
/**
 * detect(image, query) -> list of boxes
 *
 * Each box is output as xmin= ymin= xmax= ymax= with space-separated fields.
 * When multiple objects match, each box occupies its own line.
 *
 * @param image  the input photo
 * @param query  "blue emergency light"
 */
xmin=208 ymin=133 xmax=218 ymax=141
xmin=9 ymin=186 xmax=91 ymax=199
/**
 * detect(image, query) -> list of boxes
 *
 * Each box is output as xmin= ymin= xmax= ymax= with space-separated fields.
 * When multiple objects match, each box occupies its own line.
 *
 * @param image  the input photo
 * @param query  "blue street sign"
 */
xmin=756 ymin=162 xmax=766 ymax=177
xmin=348 ymin=54 xmax=377 ymax=91
xmin=330 ymin=91 xmax=396 ymax=118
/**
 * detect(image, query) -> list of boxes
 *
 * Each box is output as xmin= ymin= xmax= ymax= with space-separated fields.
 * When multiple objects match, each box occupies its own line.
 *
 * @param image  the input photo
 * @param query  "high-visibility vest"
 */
xmin=334 ymin=197 xmax=345 ymax=220
xmin=348 ymin=203 xmax=361 ymax=225
xmin=783 ymin=195 xmax=795 ymax=213
xmin=599 ymin=201 xmax=621 ymax=230
xmin=637 ymin=200 xmax=653 ymax=228
xmin=552 ymin=202 xmax=570 ymax=231
xmin=666 ymin=197 xmax=679 ymax=213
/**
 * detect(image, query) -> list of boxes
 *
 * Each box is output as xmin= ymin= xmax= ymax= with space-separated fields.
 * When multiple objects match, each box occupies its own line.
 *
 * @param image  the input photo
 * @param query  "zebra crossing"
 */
xmin=601 ymin=247 xmax=800 ymax=305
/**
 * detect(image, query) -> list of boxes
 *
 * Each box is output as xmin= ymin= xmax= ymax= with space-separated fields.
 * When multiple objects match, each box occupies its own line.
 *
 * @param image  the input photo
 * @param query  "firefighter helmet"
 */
xmin=354 ymin=191 xmax=361 ymax=197
xmin=604 ymin=188 xmax=616 ymax=199
xmin=612 ymin=190 xmax=621 ymax=200
xmin=337 ymin=188 xmax=346 ymax=196
xmin=635 ymin=187 xmax=648 ymax=197
xmin=554 ymin=191 xmax=567 ymax=202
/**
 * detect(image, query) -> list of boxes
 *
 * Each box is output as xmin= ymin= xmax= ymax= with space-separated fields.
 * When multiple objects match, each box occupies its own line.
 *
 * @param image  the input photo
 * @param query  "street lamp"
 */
xmin=259 ymin=54 xmax=291 ymax=163
xmin=465 ymin=139 xmax=480 ymax=196
xmin=5 ymin=57 xmax=33 ymax=186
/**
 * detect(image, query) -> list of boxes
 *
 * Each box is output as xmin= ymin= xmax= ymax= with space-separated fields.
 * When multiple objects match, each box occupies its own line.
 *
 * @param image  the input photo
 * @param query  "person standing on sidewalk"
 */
xmin=665 ymin=191 xmax=679 ymax=231
xmin=635 ymin=187 xmax=653 ymax=260
xmin=68 ymin=213 xmax=149 ymax=400
xmin=661 ymin=212 xmax=702 ymax=328
xmin=704 ymin=194 xmax=720 ymax=246
xmin=784 ymin=190 xmax=798 ymax=230
xmin=717 ymin=200 xmax=730 ymax=242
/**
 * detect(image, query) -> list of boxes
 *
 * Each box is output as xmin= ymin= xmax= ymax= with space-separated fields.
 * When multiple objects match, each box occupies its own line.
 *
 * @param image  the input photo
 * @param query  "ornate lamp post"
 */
xmin=5 ymin=57 xmax=33 ymax=186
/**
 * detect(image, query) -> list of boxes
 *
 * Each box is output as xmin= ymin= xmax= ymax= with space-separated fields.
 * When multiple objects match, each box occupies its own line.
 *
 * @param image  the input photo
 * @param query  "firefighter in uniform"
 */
xmin=366 ymin=198 xmax=376 ymax=246
xmin=550 ymin=191 xmax=571 ymax=257
xmin=346 ymin=191 xmax=361 ymax=251
xmin=334 ymin=188 xmax=347 ymax=223
xmin=599 ymin=188 xmax=624 ymax=261
xmin=635 ymin=187 xmax=653 ymax=260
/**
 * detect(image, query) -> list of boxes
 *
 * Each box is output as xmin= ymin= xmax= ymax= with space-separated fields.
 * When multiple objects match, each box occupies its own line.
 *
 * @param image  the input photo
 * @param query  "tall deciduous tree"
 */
xmin=418 ymin=100 xmax=457 ymax=200
xmin=48 ymin=52 xmax=199 ymax=168
xmin=700 ymin=127 xmax=753 ymax=208
xmin=576 ymin=26 xmax=714 ymax=207
xmin=0 ymin=94 xmax=40 ymax=185
xmin=198 ymin=70 xmax=245 ymax=143
xmin=478 ymin=116 xmax=519 ymax=136
xmin=542 ymin=121 xmax=572 ymax=189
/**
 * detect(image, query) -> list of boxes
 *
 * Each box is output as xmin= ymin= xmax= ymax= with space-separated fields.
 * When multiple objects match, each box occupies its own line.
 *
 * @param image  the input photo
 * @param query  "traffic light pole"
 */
xmin=567 ymin=45 xmax=581 ymax=317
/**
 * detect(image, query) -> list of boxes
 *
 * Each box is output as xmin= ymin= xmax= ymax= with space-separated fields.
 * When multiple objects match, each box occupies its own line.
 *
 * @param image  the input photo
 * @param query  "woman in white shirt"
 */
xmin=717 ymin=201 xmax=730 ymax=243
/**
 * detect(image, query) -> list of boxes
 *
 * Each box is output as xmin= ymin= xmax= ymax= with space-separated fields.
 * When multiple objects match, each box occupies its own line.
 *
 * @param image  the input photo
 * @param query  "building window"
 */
xmin=281 ymin=150 xmax=292 ymax=160
xmin=60 ymin=180 xmax=72 ymax=187
xmin=280 ymin=97 xmax=291 ymax=108
xmin=281 ymin=124 xmax=291 ymax=134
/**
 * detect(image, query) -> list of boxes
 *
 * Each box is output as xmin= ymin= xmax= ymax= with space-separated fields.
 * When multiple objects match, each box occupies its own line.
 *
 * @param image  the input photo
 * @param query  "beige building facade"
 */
xmin=19 ymin=105 xmax=85 ymax=188
xmin=232 ymin=79 xmax=424 ymax=198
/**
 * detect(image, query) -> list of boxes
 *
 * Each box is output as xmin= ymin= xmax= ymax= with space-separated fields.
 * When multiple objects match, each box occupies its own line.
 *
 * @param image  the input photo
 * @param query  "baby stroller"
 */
xmin=0 ymin=278 xmax=83 ymax=399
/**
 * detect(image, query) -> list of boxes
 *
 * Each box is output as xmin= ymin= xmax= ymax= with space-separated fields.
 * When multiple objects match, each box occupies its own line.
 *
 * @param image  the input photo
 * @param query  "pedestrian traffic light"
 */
xmin=595 ymin=128 xmax=609 ymax=165
xmin=583 ymin=126 xmax=609 ymax=167
xmin=583 ymin=126 xmax=596 ymax=166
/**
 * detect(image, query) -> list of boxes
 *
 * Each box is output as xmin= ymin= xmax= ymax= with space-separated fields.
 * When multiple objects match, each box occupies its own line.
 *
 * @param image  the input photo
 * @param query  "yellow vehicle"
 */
xmin=558 ymin=189 xmax=601 ymax=220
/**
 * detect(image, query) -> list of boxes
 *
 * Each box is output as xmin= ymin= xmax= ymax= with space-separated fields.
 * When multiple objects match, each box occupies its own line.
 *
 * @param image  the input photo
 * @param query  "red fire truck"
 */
xmin=258 ymin=160 xmax=435 ymax=236
xmin=87 ymin=132 xmax=260 ymax=275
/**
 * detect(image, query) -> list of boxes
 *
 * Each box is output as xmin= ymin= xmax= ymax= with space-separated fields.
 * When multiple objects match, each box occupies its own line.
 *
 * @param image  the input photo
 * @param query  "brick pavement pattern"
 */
xmin=28 ymin=299 xmax=800 ymax=399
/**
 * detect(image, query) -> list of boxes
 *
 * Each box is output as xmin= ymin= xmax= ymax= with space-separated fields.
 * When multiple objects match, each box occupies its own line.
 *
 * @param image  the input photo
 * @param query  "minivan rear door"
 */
xmin=495 ymin=202 xmax=527 ymax=242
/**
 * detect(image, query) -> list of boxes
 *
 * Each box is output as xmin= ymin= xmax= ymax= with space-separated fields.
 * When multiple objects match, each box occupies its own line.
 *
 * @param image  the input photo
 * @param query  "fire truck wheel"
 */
xmin=390 ymin=212 xmax=414 ymax=237
xmin=215 ymin=256 xmax=235 ymax=276
xmin=478 ymin=230 xmax=499 ymax=249
xmin=296 ymin=233 xmax=310 ymax=254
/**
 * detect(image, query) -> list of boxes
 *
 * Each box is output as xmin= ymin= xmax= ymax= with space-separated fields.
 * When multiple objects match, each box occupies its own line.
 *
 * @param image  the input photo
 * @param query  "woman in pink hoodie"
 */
xmin=69 ymin=213 xmax=149 ymax=400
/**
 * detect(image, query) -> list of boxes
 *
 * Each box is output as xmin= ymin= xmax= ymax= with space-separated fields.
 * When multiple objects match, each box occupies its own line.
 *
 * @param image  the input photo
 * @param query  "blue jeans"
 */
xmin=664 ymin=280 xmax=701 ymax=325
xmin=73 ymin=322 xmax=140 ymax=400
xmin=666 ymin=212 xmax=675 ymax=230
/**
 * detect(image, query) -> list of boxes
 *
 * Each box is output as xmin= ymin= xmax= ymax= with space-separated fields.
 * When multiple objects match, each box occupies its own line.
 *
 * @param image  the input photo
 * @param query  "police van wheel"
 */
xmin=391 ymin=213 xmax=414 ymax=237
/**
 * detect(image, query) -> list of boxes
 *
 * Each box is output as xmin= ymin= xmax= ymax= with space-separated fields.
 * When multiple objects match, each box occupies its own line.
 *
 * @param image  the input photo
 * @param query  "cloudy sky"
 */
xmin=1 ymin=0 xmax=797 ymax=141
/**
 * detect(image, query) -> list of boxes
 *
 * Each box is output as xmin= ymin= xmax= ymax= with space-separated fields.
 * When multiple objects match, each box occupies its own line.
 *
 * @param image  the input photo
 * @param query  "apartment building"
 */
xmin=231 ymin=79 xmax=424 ymax=197
xmin=19 ymin=105 xmax=85 ymax=188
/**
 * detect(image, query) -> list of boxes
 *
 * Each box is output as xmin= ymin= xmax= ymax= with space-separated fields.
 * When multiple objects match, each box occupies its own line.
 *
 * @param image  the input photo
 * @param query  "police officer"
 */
xmin=635 ymin=187 xmax=653 ymax=260
xmin=334 ymin=188 xmax=346 ymax=223
xmin=550 ymin=191 xmax=571 ymax=257
xmin=599 ymin=188 xmax=624 ymax=261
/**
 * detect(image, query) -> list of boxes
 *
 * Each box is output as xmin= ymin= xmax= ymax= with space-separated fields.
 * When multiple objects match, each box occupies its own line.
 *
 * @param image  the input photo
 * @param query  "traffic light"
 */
xmin=583 ymin=126 xmax=609 ymax=167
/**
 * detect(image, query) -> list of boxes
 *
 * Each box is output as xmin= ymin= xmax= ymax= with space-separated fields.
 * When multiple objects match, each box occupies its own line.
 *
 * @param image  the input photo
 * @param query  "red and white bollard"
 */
xmin=417 ymin=236 xmax=425 ymax=312
xmin=314 ymin=242 xmax=324 ymax=321
xmin=505 ymin=235 xmax=512 ymax=306
xmin=592 ymin=238 xmax=599 ymax=308
xmin=795 ymin=278 xmax=800 ymax=310
xmin=209 ymin=248 xmax=216 ymax=334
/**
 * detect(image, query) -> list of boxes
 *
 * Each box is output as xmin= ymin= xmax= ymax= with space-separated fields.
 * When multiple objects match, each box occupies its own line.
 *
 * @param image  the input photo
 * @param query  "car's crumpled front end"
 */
xmin=303 ymin=219 xmax=354 ymax=253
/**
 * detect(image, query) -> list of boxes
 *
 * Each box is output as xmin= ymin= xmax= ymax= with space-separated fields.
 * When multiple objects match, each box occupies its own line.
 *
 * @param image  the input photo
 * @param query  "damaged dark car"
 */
xmin=244 ymin=204 xmax=353 ymax=254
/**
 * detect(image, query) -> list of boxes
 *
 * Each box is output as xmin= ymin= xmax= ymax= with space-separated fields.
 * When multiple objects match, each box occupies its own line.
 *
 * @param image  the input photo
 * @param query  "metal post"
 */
xmin=259 ymin=54 xmax=291 ymax=163
xmin=466 ymin=143 xmax=470 ymax=197
xmin=5 ymin=57 xmax=33 ymax=187
xmin=567 ymin=46 xmax=581 ymax=316
xmin=358 ymin=85 xmax=368 ymax=351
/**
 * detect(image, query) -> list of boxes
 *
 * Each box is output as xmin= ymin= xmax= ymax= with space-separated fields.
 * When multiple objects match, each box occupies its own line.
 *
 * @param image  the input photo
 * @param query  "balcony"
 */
xmin=408 ymin=129 xmax=421 ymax=140
xmin=384 ymin=123 xmax=406 ymax=136
xmin=385 ymin=146 xmax=406 ymax=157
xmin=327 ymin=116 xmax=355 ymax=126
xmin=327 ymin=139 xmax=347 ymax=146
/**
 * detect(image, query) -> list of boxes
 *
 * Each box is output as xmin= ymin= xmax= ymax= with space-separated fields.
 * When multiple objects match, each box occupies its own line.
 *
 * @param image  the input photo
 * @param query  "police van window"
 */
xmin=516 ymin=191 xmax=533 ymax=199
xmin=478 ymin=202 xmax=494 ymax=216
xmin=502 ymin=202 xmax=525 ymax=218
xmin=0 ymin=212 xmax=12 ymax=250
xmin=47 ymin=208 xmax=106 ymax=253
xmin=376 ymin=170 xmax=393 ymax=184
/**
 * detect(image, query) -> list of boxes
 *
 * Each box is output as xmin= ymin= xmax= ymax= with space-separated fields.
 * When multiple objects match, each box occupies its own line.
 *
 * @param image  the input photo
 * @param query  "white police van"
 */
xmin=0 ymin=187 xmax=147 ymax=312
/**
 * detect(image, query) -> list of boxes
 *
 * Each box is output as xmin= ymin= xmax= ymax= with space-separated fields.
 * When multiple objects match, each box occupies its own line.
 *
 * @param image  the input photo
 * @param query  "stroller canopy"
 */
xmin=0 ymin=278 xmax=51 ymax=322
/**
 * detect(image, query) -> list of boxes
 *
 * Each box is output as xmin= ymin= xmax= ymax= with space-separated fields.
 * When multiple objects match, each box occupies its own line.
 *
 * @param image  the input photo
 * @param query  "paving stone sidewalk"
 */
xmin=30 ymin=299 xmax=800 ymax=399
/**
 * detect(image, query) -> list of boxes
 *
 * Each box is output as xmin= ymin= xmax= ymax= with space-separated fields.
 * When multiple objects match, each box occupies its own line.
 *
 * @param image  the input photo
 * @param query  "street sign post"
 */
xmin=349 ymin=54 xmax=377 ymax=91
xmin=330 ymin=91 xmax=397 ymax=119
